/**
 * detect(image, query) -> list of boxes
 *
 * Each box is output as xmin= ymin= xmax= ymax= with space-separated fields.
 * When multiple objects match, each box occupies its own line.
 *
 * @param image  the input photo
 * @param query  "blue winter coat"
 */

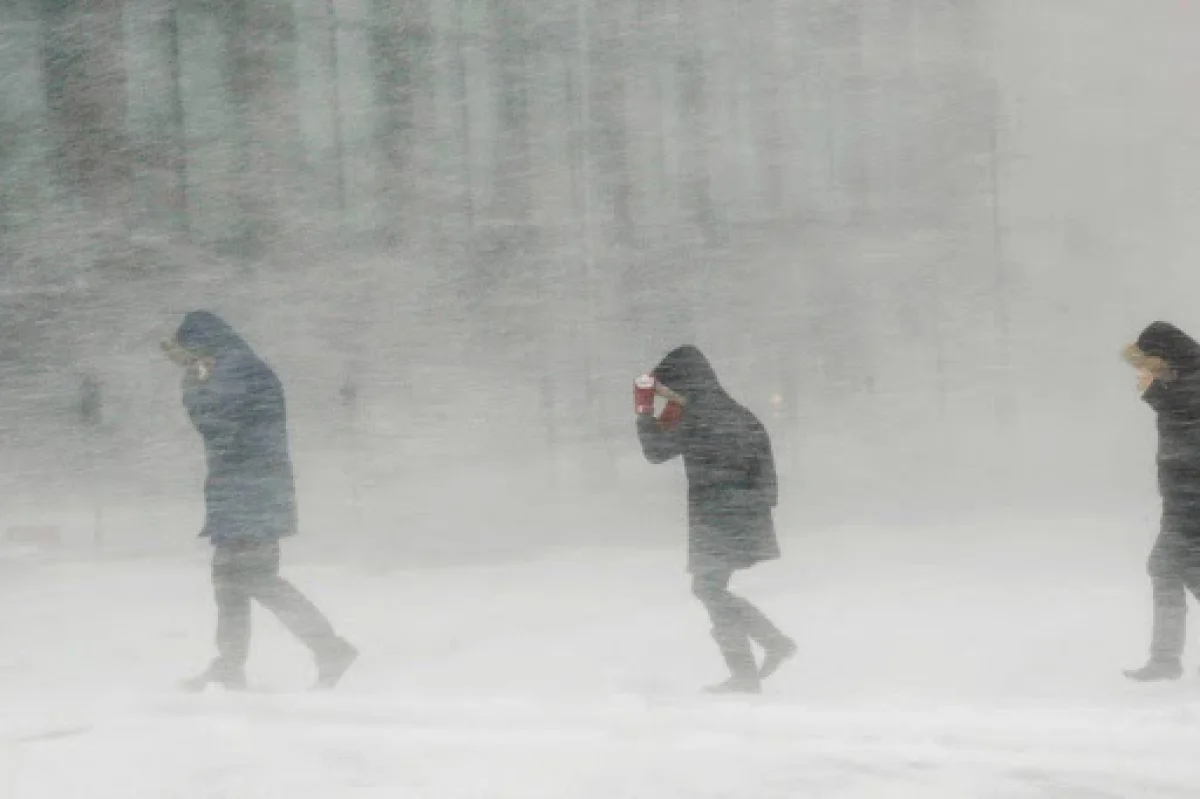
xmin=174 ymin=312 xmax=297 ymax=544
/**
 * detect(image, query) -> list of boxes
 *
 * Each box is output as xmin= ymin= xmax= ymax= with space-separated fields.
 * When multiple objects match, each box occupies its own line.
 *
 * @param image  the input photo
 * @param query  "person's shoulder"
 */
xmin=215 ymin=351 xmax=279 ymax=389
xmin=225 ymin=349 xmax=275 ymax=373
xmin=729 ymin=399 xmax=768 ymax=432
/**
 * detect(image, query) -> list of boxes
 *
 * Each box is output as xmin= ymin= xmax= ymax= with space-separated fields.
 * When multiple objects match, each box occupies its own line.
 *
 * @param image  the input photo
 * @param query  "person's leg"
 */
xmin=692 ymin=569 xmax=759 ymax=692
xmin=213 ymin=578 xmax=253 ymax=684
xmin=1148 ymin=574 xmax=1187 ymax=662
xmin=737 ymin=601 xmax=796 ymax=680
xmin=248 ymin=541 xmax=357 ymax=688
xmin=183 ymin=543 xmax=254 ymax=691
xmin=1176 ymin=535 xmax=1200 ymax=667
xmin=722 ymin=582 xmax=795 ymax=678
xmin=694 ymin=567 xmax=795 ymax=679
xmin=1126 ymin=529 xmax=1187 ymax=681
xmin=692 ymin=568 xmax=736 ymax=627
xmin=1182 ymin=533 xmax=1200 ymax=591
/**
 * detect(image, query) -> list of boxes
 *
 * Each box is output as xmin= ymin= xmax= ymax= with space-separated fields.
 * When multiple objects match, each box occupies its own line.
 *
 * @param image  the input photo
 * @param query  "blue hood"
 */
xmin=174 ymin=311 xmax=252 ymax=358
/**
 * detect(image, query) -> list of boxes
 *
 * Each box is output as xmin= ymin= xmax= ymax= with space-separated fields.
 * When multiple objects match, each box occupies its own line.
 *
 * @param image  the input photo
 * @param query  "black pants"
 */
xmin=212 ymin=539 xmax=338 ymax=672
xmin=691 ymin=568 xmax=786 ymax=676
xmin=1147 ymin=529 xmax=1200 ymax=663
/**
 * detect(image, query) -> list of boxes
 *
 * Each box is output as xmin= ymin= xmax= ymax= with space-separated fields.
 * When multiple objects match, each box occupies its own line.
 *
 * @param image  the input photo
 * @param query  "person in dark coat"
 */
xmin=162 ymin=311 xmax=357 ymax=691
xmin=1123 ymin=321 xmax=1200 ymax=681
xmin=635 ymin=345 xmax=795 ymax=694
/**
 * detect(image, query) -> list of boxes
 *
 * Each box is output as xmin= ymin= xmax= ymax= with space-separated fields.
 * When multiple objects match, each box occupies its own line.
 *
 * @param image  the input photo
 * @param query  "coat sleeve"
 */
xmin=190 ymin=388 xmax=240 ymax=459
xmin=637 ymin=414 xmax=682 ymax=464
xmin=205 ymin=360 xmax=261 ymax=462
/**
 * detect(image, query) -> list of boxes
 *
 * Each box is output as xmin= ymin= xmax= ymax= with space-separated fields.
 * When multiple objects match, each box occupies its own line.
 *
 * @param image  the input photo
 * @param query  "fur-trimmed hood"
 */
xmin=1131 ymin=321 xmax=1200 ymax=374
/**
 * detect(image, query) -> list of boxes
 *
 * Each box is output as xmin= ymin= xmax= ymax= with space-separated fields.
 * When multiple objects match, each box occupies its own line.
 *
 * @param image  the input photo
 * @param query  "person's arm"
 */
xmin=637 ymin=413 xmax=683 ymax=464
xmin=633 ymin=374 xmax=683 ymax=464
xmin=204 ymin=359 xmax=260 ymax=460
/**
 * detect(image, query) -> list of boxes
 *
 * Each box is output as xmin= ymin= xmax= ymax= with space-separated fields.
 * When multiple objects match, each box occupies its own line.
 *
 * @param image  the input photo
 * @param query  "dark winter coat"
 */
xmin=636 ymin=346 xmax=780 ymax=573
xmin=1138 ymin=322 xmax=1200 ymax=537
xmin=174 ymin=312 xmax=297 ymax=544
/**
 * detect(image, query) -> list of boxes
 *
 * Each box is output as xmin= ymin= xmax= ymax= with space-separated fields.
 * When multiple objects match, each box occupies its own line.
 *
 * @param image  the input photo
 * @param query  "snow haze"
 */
xmin=1 ymin=0 xmax=1198 ymax=796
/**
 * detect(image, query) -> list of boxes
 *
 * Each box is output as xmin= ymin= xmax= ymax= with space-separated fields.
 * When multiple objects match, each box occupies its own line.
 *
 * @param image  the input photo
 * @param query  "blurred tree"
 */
xmin=370 ymin=0 xmax=431 ymax=250
xmin=39 ymin=0 xmax=134 ymax=249
xmin=164 ymin=0 xmax=190 ymax=237
xmin=216 ymin=0 xmax=298 ymax=262
xmin=450 ymin=0 xmax=476 ymax=235
xmin=676 ymin=0 xmax=721 ymax=247
xmin=489 ymin=0 xmax=532 ymax=226
xmin=588 ymin=0 xmax=635 ymax=248
xmin=80 ymin=372 xmax=102 ymax=427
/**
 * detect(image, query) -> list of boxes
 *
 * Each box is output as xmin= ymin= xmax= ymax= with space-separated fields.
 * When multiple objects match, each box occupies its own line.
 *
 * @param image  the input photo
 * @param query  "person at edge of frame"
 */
xmin=1124 ymin=321 xmax=1200 ymax=682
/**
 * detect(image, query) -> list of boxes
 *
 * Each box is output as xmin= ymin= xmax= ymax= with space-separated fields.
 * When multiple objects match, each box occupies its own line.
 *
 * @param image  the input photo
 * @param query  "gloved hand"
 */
xmin=659 ymin=400 xmax=684 ymax=431
xmin=634 ymin=374 xmax=657 ymax=415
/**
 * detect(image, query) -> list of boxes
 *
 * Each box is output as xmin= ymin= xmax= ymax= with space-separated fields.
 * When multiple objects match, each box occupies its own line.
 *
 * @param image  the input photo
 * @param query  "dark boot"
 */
xmin=759 ymin=636 xmax=797 ymax=681
xmin=703 ymin=675 xmax=762 ymax=694
xmin=314 ymin=638 xmax=359 ymax=690
xmin=1123 ymin=658 xmax=1183 ymax=682
xmin=721 ymin=590 xmax=792 ymax=680
xmin=704 ymin=625 xmax=761 ymax=695
xmin=181 ymin=658 xmax=247 ymax=693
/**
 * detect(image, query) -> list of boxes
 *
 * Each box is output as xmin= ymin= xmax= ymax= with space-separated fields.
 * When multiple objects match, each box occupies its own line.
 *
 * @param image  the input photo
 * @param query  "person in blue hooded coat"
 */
xmin=163 ymin=311 xmax=357 ymax=690
xmin=635 ymin=346 xmax=795 ymax=694
xmin=1123 ymin=322 xmax=1200 ymax=682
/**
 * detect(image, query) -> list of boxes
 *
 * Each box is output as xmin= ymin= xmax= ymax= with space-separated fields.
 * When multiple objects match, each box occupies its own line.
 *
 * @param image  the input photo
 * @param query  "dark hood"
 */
xmin=1137 ymin=321 xmax=1200 ymax=373
xmin=652 ymin=345 xmax=725 ymax=402
xmin=174 ymin=311 xmax=252 ymax=358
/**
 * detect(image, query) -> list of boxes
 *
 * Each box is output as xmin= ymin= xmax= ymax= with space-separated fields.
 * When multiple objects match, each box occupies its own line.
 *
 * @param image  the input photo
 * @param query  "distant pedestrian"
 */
xmin=163 ymin=311 xmax=357 ymax=691
xmin=634 ymin=346 xmax=795 ymax=694
xmin=1123 ymin=322 xmax=1200 ymax=682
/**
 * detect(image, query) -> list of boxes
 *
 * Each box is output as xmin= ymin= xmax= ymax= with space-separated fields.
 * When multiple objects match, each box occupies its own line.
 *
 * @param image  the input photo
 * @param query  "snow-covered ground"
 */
xmin=3 ymin=513 xmax=1200 ymax=797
